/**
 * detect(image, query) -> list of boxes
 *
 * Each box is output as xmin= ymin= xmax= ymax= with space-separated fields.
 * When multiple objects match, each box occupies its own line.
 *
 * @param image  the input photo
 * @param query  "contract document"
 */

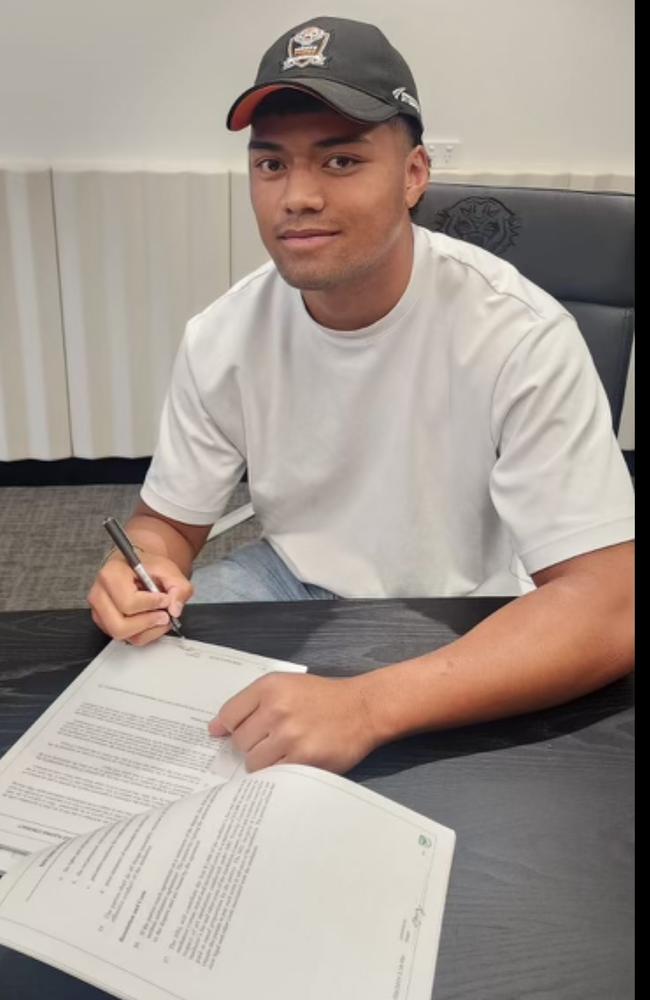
xmin=0 ymin=636 xmax=454 ymax=999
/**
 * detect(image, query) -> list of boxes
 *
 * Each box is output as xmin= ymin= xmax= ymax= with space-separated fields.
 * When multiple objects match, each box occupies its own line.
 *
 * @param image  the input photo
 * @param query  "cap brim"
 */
xmin=227 ymin=78 xmax=398 ymax=131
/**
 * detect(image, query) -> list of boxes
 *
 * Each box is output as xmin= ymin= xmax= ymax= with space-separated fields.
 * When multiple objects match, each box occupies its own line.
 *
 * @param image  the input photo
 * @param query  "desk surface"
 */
xmin=0 ymin=599 xmax=634 ymax=1000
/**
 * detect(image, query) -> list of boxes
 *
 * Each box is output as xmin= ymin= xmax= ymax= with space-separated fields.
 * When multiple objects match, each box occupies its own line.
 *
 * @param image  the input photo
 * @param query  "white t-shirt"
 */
xmin=142 ymin=225 xmax=634 ymax=597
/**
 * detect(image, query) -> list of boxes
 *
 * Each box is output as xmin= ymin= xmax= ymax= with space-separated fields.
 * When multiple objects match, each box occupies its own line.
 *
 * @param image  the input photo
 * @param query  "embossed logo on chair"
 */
xmin=434 ymin=196 xmax=521 ymax=255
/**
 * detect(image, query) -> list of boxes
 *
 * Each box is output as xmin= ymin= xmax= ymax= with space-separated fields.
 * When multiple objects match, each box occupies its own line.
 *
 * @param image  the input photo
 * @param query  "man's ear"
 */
xmin=405 ymin=146 xmax=430 ymax=210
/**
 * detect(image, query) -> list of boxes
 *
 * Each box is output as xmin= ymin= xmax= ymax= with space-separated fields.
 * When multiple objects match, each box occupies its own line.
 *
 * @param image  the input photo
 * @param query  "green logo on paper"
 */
xmin=418 ymin=835 xmax=432 ymax=848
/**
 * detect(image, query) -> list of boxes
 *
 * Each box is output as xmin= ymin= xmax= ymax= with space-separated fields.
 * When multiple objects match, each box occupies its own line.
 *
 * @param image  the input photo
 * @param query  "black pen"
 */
xmin=102 ymin=517 xmax=184 ymax=637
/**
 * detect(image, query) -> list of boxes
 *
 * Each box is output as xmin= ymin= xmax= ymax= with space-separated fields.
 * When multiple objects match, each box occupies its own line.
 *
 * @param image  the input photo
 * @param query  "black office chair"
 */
xmin=413 ymin=184 xmax=635 ymax=433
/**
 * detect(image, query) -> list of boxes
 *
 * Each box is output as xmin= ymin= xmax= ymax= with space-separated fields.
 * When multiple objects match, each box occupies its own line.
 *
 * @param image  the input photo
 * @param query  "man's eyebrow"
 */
xmin=314 ymin=134 xmax=373 ymax=149
xmin=248 ymin=139 xmax=284 ymax=151
xmin=248 ymin=134 xmax=374 ymax=152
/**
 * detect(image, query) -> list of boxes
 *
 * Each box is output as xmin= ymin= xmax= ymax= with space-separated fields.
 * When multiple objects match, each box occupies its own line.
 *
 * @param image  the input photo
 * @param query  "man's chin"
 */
xmin=274 ymin=263 xmax=340 ymax=291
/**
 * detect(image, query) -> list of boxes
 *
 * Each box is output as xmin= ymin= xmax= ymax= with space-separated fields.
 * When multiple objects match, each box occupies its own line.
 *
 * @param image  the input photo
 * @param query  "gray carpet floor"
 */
xmin=0 ymin=483 xmax=260 ymax=611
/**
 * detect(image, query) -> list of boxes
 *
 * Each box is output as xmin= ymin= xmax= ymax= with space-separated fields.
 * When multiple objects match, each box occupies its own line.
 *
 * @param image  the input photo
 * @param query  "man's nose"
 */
xmin=280 ymin=167 xmax=325 ymax=214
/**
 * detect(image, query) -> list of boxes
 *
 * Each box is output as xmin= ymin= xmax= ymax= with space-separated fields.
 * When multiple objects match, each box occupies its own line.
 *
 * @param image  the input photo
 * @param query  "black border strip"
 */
xmin=0 ymin=458 xmax=152 ymax=487
xmin=0 ymin=454 xmax=633 ymax=488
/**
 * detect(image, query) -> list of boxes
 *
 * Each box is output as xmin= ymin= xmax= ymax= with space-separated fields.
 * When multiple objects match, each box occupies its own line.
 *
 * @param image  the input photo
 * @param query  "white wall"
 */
xmin=0 ymin=0 xmax=634 ymax=174
xmin=0 ymin=2 xmax=635 ymax=455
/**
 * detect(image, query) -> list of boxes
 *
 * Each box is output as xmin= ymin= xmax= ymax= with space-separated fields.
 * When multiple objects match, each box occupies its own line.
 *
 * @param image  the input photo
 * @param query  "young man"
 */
xmin=88 ymin=17 xmax=634 ymax=774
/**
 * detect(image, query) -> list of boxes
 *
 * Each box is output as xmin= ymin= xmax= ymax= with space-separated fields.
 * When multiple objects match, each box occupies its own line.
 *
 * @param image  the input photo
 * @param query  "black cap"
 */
xmin=227 ymin=16 xmax=423 ymax=131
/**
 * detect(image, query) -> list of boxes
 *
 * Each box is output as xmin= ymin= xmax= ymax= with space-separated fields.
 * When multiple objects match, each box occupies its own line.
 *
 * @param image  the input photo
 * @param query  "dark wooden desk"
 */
xmin=0 ymin=600 xmax=634 ymax=999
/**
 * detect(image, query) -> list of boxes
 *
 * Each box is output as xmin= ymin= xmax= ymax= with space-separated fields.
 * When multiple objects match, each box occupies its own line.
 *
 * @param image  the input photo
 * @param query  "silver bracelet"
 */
xmin=101 ymin=544 xmax=144 ymax=567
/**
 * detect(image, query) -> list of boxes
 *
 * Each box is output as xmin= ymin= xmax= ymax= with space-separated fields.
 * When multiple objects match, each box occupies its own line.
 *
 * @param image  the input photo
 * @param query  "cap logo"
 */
xmin=392 ymin=87 xmax=421 ymax=114
xmin=282 ymin=26 xmax=330 ymax=70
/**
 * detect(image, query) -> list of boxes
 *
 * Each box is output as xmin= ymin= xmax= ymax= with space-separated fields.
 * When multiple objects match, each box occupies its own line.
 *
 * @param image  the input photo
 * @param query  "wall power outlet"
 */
xmin=424 ymin=139 xmax=461 ymax=170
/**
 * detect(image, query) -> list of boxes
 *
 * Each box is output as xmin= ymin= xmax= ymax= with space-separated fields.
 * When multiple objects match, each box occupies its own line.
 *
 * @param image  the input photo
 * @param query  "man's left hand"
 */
xmin=208 ymin=673 xmax=378 ymax=774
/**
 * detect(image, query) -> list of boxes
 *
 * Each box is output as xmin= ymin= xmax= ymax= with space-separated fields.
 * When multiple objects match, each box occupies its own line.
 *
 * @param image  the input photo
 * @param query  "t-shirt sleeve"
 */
xmin=141 ymin=325 xmax=246 ymax=525
xmin=489 ymin=311 xmax=634 ymax=576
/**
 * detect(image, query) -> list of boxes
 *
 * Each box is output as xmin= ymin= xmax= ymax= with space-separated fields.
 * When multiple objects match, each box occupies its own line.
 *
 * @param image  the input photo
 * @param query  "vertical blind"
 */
xmin=0 ymin=168 xmax=634 ymax=460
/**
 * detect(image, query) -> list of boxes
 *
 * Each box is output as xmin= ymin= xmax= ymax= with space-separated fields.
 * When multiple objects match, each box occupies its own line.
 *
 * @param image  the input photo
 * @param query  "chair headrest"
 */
xmin=413 ymin=184 xmax=634 ymax=306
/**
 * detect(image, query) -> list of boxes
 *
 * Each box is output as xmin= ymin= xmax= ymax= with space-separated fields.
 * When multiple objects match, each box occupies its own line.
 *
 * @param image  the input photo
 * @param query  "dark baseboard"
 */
xmin=1 ymin=454 xmax=634 ymax=488
xmin=0 ymin=457 xmax=153 ymax=487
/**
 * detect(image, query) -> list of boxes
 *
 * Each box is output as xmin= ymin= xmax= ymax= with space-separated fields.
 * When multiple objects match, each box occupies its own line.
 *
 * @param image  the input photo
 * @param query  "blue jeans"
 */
xmin=190 ymin=540 xmax=338 ymax=603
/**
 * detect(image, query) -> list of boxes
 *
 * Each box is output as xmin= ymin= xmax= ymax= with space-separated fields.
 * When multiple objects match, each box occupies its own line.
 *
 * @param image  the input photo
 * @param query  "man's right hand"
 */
xmin=87 ymin=553 xmax=194 ymax=646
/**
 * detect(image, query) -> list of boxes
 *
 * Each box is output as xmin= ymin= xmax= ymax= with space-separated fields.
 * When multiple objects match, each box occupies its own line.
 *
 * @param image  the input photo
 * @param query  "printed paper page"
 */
xmin=0 ymin=764 xmax=455 ymax=1000
xmin=0 ymin=637 xmax=306 ymax=866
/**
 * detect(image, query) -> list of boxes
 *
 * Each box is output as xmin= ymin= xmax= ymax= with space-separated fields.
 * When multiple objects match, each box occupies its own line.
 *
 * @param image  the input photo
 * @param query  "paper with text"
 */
xmin=0 ymin=637 xmax=306 ymax=867
xmin=0 ymin=764 xmax=455 ymax=1000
